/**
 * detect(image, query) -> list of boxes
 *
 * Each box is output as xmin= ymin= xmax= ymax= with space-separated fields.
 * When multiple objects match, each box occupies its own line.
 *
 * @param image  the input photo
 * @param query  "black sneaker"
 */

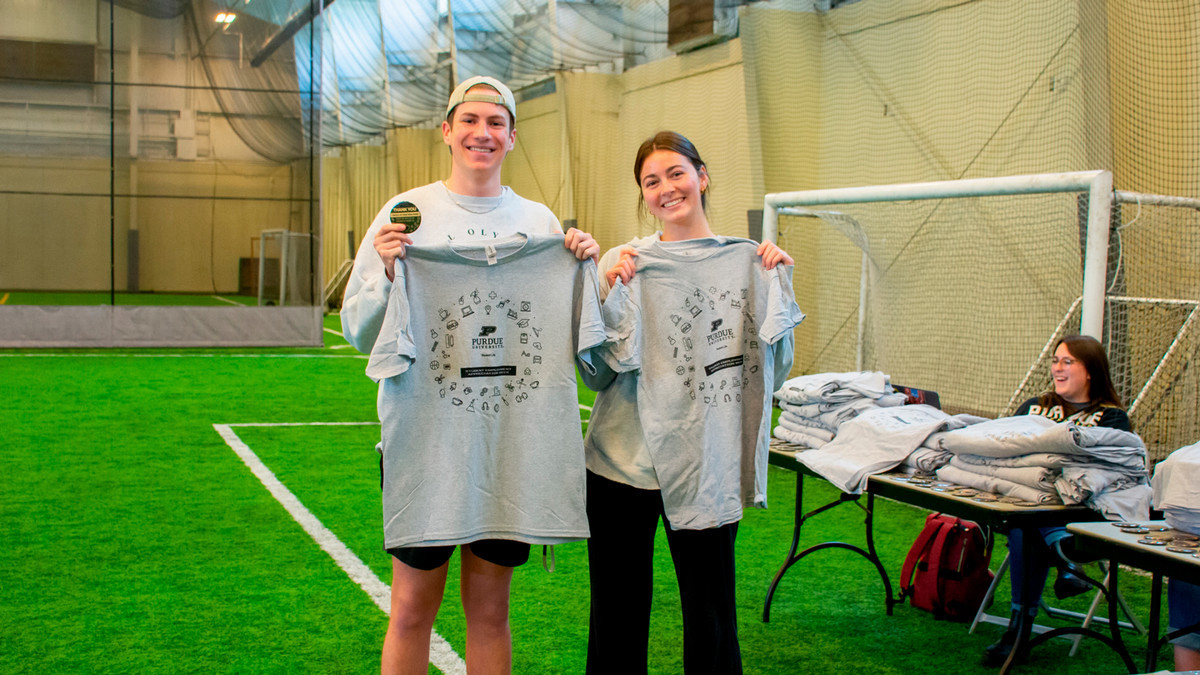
xmin=1053 ymin=570 xmax=1093 ymax=599
xmin=982 ymin=613 xmax=1020 ymax=668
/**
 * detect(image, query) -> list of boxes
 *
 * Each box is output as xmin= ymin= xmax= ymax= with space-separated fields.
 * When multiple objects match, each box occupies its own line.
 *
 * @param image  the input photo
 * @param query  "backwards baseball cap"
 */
xmin=445 ymin=75 xmax=517 ymax=123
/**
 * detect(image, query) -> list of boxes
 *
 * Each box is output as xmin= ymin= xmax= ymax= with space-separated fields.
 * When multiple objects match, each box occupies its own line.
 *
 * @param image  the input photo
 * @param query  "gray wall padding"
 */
xmin=0 ymin=305 xmax=324 ymax=348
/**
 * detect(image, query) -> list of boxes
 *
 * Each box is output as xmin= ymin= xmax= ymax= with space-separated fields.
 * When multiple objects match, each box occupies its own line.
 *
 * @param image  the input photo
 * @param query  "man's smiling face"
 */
xmin=442 ymin=89 xmax=515 ymax=175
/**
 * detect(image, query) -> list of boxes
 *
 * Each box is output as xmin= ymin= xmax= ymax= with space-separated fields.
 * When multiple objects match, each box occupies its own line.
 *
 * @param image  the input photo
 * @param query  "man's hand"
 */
xmin=564 ymin=227 xmax=601 ymax=263
xmin=374 ymin=222 xmax=414 ymax=281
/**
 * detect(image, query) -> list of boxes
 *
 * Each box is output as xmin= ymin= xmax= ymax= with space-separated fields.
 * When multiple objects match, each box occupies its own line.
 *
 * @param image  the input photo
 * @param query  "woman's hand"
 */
xmin=757 ymin=241 xmax=794 ymax=269
xmin=604 ymin=246 xmax=638 ymax=288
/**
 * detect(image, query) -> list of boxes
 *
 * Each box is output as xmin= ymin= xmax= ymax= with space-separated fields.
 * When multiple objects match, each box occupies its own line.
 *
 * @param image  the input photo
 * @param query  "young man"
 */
xmin=341 ymin=76 xmax=600 ymax=675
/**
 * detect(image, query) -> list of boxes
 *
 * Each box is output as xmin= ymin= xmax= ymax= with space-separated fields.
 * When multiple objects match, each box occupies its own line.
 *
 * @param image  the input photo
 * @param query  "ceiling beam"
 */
xmin=250 ymin=0 xmax=337 ymax=68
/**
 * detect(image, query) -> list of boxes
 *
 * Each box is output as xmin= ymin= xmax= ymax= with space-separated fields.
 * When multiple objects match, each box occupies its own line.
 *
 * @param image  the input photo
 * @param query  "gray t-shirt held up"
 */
xmin=367 ymin=233 xmax=605 ymax=549
xmin=587 ymin=237 xmax=804 ymax=530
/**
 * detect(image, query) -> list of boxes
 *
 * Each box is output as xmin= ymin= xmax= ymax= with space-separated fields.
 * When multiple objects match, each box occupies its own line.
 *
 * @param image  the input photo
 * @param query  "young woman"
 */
xmin=1170 ymin=580 xmax=1200 ymax=670
xmin=581 ymin=131 xmax=803 ymax=673
xmin=983 ymin=334 xmax=1131 ymax=667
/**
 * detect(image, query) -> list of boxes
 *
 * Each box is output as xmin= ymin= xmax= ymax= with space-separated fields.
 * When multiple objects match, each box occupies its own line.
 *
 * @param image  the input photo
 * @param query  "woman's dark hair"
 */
xmin=632 ymin=131 xmax=709 ymax=221
xmin=1040 ymin=334 xmax=1123 ymax=410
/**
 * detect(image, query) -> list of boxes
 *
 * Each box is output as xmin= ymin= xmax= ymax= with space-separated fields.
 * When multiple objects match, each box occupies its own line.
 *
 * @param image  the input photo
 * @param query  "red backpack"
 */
xmin=899 ymin=512 xmax=994 ymax=621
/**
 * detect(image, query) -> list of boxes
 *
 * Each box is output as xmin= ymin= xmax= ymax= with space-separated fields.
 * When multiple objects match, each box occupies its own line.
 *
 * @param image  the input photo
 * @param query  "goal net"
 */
xmin=1001 ymin=193 xmax=1200 ymax=463
xmin=258 ymin=230 xmax=316 ymax=307
xmin=771 ymin=174 xmax=1200 ymax=463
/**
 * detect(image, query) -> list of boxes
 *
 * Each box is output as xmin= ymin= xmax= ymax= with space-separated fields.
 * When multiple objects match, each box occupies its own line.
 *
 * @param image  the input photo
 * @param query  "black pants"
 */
xmin=585 ymin=471 xmax=743 ymax=675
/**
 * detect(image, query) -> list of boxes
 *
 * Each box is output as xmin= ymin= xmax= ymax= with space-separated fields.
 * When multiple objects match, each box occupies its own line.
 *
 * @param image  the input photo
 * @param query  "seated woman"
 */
xmin=983 ymin=334 xmax=1130 ymax=667
xmin=1170 ymin=580 xmax=1200 ymax=670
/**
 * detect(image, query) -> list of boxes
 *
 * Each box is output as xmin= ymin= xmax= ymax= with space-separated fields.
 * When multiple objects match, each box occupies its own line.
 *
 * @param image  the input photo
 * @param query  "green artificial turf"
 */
xmin=0 ymin=315 xmax=1173 ymax=673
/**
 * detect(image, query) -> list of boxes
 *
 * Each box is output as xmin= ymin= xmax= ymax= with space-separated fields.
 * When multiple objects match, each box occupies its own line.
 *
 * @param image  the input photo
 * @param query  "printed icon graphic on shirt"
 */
xmin=426 ymin=290 xmax=543 ymax=415
xmin=664 ymin=283 xmax=762 ymax=408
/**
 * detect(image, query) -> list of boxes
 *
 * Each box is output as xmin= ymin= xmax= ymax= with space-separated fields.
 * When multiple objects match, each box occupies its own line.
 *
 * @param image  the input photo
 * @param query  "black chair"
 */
xmin=892 ymin=384 xmax=941 ymax=410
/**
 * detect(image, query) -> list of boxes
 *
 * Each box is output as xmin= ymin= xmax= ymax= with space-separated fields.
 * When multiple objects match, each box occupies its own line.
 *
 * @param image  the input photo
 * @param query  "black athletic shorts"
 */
xmin=380 ymin=455 xmax=530 ymax=570
xmin=388 ymin=540 xmax=531 ymax=571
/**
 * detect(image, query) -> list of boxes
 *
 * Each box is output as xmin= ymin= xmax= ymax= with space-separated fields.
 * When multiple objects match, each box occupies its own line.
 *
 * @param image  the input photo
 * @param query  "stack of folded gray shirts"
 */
xmin=793 ymin=404 xmax=965 ymax=493
xmin=1152 ymin=440 xmax=1200 ymax=535
xmin=772 ymin=371 xmax=905 ymax=449
xmin=932 ymin=415 xmax=1151 ymax=521
xmin=900 ymin=413 xmax=989 ymax=474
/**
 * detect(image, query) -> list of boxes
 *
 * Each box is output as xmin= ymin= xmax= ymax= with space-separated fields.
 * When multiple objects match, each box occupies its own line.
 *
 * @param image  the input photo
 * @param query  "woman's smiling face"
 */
xmin=1051 ymin=341 xmax=1091 ymax=403
xmin=637 ymin=149 xmax=708 ymax=228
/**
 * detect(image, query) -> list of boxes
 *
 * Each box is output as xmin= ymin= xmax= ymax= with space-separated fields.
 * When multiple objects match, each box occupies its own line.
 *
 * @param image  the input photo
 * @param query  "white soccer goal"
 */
xmin=258 ymin=230 xmax=317 ymax=307
xmin=765 ymin=171 xmax=1112 ymax=414
xmin=998 ymin=191 xmax=1200 ymax=463
xmin=764 ymin=171 xmax=1200 ymax=462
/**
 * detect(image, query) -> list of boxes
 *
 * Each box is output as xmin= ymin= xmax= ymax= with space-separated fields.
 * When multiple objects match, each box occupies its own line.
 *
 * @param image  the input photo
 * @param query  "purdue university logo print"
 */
xmin=427 ymin=289 xmax=543 ymax=415
xmin=665 ymin=284 xmax=761 ymax=407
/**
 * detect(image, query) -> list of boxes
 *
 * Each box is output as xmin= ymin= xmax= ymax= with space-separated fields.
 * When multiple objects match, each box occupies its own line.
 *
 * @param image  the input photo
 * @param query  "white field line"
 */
xmin=324 ymin=327 xmax=344 ymax=336
xmin=213 ymin=422 xmax=465 ymax=675
xmin=0 ymin=353 xmax=365 ymax=358
xmin=210 ymin=295 xmax=244 ymax=306
xmin=225 ymin=421 xmax=379 ymax=427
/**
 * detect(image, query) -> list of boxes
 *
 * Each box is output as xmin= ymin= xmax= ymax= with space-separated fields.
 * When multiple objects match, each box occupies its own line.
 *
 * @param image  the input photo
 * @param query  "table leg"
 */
xmin=762 ymin=472 xmax=894 ymax=623
xmin=1105 ymin=562 xmax=1138 ymax=672
xmin=864 ymin=492 xmax=896 ymax=614
xmin=763 ymin=469 xmax=806 ymax=623
xmin=1146 ymin=573 xmax=1163 ymax=673
xmin=1018 ymin=559 xmax=1137 ymax=673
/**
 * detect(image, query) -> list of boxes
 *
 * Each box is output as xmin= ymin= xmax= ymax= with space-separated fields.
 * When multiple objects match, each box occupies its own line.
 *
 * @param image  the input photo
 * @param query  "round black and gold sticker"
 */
xmin=389 ymin=201 xmax=421 ymax=233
